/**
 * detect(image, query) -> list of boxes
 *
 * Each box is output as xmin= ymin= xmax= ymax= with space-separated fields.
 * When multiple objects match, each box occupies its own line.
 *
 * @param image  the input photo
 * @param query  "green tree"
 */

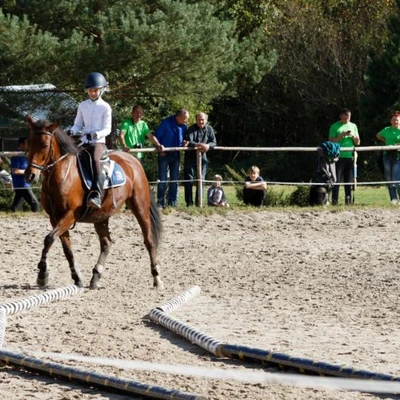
xmin=363 ymin=0 xmax=400 ymax=136
xmin=211 ymin=0 xmax=395 ymax=182
xmin=0 ymin=1 xmax=275 ymax=119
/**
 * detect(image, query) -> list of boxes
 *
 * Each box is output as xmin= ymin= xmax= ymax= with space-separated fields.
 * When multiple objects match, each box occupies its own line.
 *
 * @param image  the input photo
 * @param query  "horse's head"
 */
xmin=25 ymin=116 xmax=60 ymax=183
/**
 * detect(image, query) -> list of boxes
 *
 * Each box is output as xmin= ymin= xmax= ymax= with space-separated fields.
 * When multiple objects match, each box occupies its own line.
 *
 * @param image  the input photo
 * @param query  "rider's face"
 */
xmin=87 ymin=88 xmax=102 ymax=100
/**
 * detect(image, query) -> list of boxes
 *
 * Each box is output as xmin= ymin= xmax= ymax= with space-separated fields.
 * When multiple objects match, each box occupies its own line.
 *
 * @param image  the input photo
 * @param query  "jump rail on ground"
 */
xmin=149 ymin=287 xmax=400 ymax=384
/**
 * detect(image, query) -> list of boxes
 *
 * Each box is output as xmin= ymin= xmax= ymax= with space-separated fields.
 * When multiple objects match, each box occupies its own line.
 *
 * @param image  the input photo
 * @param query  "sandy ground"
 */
xmin=0 ymin=208 xmax=400 ymax=399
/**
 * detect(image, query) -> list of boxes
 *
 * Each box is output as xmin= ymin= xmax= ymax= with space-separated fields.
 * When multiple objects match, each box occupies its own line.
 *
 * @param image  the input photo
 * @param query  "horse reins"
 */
xmin=30 ymin=130 xmax=69 ymax=172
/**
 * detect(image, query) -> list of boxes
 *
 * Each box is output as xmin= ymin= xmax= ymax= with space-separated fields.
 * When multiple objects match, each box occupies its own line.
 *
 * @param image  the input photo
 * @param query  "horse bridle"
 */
xmin=30 ymin=129 xmax=69 ymax=172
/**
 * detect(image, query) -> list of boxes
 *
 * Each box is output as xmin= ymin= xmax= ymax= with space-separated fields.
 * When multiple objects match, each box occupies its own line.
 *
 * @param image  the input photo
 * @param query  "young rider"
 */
xmin=69 ymin=72 xmax=112 ymax=208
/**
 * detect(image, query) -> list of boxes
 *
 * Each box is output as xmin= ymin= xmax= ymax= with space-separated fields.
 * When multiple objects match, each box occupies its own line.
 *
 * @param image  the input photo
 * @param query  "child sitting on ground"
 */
xmin=207 ymin=174 xmax=229 ymax=207
xmin=243 ymin=165 xmax=267 ymax=207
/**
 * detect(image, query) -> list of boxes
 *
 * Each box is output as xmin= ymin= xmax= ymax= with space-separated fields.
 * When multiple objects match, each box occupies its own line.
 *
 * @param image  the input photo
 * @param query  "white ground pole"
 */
xmin=148 ymin=287 xmax=400 ymax=393
xmin=149 ymin=286 xmax=224 ymax=356
xmin=0 ymin=285 xmax=206 ymax=399
xmin=156 ymin=285 xmax=201 ymax=314
xmin=0 ymin=285 xmax=83 ymax=348
xmin=24 ymin=350 xmax=400 ymax=395
xmin=0 ymin=308 xmax=5 ymax=348
xmin=0 ymin=285 xmax=83 ymax=316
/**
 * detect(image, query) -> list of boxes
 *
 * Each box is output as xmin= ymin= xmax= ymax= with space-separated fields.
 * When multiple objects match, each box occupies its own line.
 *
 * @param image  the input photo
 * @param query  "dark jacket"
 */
xmin=184 ymin=124 xmax=216 ymax=164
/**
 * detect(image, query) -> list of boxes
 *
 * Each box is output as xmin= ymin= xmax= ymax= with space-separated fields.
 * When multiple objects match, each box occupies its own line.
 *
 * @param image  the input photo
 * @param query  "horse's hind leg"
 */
xmin=59 ymin=231 xmax=84 ymax=288
xmin=129 ymin=195 xmax=164 ymax=289
xmin=90 ymin=220 xmax=113 ymax=289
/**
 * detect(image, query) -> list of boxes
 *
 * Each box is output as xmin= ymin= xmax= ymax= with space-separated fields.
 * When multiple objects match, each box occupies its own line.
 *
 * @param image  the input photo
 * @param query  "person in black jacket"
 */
xmin=183 ymin=112 xmax=217 ymax=206
xmin=243 ymin=166 xmax=267 ymax=207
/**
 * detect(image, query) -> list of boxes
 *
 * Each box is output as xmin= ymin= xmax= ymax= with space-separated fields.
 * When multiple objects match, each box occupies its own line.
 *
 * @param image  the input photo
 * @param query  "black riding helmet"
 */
xmin=84 ymin=72 xmax=108 ymax=89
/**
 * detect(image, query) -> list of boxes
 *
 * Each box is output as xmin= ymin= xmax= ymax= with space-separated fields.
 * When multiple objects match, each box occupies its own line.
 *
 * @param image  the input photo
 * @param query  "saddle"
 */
xmin=77 ymin=148 xmax=126 ymax=190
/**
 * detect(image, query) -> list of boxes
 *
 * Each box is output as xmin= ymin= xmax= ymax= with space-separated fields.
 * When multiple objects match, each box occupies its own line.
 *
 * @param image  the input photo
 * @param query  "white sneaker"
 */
xmin=391 ymin=199 xmax=398 ymax=205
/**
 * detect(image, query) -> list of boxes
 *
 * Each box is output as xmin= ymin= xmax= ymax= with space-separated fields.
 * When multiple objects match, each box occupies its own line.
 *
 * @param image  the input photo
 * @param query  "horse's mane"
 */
xmin=54 ymin=127 xmax=81 ymax=155
xmin=34 ymin=120 xmax=81 ymax=155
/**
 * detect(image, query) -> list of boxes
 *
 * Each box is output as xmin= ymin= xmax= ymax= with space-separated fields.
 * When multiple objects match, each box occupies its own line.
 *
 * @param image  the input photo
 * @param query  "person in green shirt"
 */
xmin=119 ymin=105 xmax=151 ymax=162
xmin=376 ymin=111 xmax=400 ymax=204
xmin=328 ymin=108 xmax=360 ymax=205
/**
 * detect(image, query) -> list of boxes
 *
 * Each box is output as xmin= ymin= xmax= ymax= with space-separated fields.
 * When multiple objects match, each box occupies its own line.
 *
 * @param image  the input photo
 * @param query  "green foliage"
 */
xmin=264 ymin=187 xmax=290 ymax=207
xmin=0 ymin=0 xmax=398 ymax=187
xmin=288 ymin=185 xmax=310 ymax=207
xmin=363 ymin=0 xmax=400 ymax=136
xmin=224 ymin=163 xmax=245 ymax=200
xmin=0 ymin=187 xmax=13 ymax=211
xmin=212 ymin=0 xmax=396 ymax=178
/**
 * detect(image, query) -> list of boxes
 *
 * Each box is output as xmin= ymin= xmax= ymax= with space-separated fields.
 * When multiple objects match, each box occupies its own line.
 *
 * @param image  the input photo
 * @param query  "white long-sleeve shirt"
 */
xmin=71 ymin=98 xmax=112 ymax=144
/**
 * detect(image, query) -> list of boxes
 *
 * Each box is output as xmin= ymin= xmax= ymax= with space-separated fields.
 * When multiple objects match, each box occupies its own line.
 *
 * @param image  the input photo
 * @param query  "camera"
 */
xmin=135 ymin=143 xmax=143 ymax=149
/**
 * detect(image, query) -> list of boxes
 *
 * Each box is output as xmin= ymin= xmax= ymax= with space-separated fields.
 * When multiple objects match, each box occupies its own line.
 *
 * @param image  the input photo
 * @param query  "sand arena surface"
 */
xmin=0 ymin=209 xmax=399 ymax=399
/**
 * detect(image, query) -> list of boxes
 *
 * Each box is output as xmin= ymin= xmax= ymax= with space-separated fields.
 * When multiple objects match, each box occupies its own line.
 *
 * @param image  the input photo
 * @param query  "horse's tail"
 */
xmin=150 ymin=195 xmax=163 ymax=250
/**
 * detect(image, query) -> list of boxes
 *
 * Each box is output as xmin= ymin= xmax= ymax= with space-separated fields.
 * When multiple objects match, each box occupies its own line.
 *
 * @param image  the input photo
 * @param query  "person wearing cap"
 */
xmin=69 ymin=72 xmax=112 ymax=209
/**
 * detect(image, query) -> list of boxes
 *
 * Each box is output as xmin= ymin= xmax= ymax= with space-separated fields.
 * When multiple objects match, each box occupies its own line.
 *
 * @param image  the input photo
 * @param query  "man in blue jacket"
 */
xmin=148 ymin=109 xmax=189 ymax=208
xmin=10 ymin=137 xmax=40 ymax=212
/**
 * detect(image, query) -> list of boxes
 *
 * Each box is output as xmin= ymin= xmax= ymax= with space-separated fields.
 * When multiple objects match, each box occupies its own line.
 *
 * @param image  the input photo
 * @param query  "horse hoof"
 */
xmin=153 ymin=277 xmax=164 ymax=290
xmin=89 ymin=275 xmax=100 ymax=290
xmin=37 ymin=275 xmax=49 ymax=287
xmin=74 ymin=280 xmax=84 ymax=288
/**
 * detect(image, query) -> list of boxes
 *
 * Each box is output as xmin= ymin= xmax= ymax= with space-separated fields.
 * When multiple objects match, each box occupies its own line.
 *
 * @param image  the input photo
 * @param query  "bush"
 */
xmin=288 ymin=185 xmax=310 ymax=207
xmin=264 ymin=187 xmax=290 ymax=207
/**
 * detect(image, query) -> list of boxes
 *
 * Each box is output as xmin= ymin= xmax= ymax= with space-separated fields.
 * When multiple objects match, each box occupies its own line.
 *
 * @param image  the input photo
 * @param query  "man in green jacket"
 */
xmin=328 ymin=108 xmax=360 ymax=205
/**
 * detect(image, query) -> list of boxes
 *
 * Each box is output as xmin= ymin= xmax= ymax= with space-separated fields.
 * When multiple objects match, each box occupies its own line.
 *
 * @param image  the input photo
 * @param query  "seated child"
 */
xmin=207 ymin=174 xmax=229 ymax=207
xmin=243 ymin=165 xmax=267 ymax=207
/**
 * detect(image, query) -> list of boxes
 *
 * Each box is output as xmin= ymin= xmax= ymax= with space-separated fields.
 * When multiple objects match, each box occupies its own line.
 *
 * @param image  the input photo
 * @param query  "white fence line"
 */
xmin=0 ymin=145 xmax=395 ymax=206
xmin=1 ymin=144 xmax=400 ymax=158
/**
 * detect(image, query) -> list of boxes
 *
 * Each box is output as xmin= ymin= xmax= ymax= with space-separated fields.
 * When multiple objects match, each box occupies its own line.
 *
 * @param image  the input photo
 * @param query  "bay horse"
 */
xmin=25 ymin=116 xmax=164 ymax=289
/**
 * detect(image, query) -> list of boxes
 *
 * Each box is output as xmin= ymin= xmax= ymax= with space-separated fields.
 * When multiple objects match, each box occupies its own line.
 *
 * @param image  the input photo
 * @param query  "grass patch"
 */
xmin=0 ymin=183 xmax=393 ymax=217
xmin=170 ymin=184 xmax=393 ymax=214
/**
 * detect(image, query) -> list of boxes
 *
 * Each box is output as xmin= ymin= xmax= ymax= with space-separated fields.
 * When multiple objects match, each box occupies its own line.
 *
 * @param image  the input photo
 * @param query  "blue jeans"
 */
xmin=383 ymin=155 xmax=400 ymax=201
xmin=157 ymin=152 xmax=180 ymax=207
xmin=184 ymin=160 xmax=207 ymax=206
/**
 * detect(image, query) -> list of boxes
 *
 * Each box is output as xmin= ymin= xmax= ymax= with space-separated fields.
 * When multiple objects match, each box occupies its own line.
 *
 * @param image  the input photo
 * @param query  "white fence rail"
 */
xmin=0 ymin=144 xmax=396 ymax=207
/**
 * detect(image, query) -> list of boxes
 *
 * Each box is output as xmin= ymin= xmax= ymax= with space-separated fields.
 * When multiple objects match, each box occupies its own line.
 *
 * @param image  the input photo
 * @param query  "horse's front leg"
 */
xmin=37 ymin=211 xmax=76 ymax=287
xmin=59 ymin=231 xmax=83 ymax=288
xmin=37 ymin=233 xmax=54 ymax=287
xmin=90 ymin=220 xmax=113 ymax=289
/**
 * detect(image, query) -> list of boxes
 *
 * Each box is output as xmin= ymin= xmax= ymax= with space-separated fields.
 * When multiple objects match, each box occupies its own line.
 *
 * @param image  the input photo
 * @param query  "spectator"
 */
xmin=328 ymin=108 xmax=360 ymax=205
xmin=376 ymin=111 xmax=400 ymax=204
xmin=148 ymin=109 xmax=189 ymax=208
xmin=119 ymin=105 xmax=151 ymax=162
xmin=207 ymin=174 xmax=229 ymax=207
xmin=243 ymin=166 xmax=267 ymax=207
xmin=184 ymin=112 xmax=217 ymax=206
xmin=10 ymin=137 xmax=39 ymax=212
xmin=69 ymin=72 xmax=112 ymax=209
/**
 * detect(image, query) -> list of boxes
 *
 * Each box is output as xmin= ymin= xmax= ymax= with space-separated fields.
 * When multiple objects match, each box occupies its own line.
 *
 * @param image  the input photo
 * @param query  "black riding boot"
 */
xmin=87 ymin=173 xmax=105 ymax=209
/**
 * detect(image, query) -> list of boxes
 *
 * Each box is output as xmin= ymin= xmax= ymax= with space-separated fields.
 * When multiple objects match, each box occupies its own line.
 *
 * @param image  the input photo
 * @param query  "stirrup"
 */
xmin=87 ymin=191 xmax=102 ymax=209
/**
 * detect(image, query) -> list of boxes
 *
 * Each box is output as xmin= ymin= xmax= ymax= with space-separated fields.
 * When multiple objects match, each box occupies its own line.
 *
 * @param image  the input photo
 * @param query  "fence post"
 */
xmin=196 ymin=150 xmax=203 ymax=207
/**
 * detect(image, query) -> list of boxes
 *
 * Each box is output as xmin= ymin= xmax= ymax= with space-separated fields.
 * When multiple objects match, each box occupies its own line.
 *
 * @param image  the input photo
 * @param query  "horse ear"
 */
xmin=50 ymin=121 xmax=60 ymax=132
